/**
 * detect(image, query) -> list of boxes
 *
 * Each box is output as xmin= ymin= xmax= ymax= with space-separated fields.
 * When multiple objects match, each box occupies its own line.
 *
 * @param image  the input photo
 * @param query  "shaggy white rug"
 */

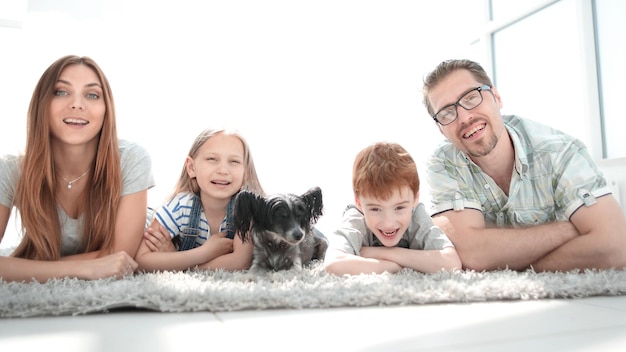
xmin=2 ymin=260 xmax=626 ymax=318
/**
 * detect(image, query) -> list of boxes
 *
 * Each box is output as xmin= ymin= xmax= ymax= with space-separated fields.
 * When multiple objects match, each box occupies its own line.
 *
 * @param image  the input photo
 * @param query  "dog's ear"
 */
xmin=302 ymin=186 xmax=324 ymax=224
xmin=234 ymin=190 xmax=264 ymax=243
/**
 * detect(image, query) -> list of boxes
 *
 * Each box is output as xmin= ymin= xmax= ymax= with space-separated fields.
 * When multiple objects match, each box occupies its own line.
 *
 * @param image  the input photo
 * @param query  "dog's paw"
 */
xmin=239 ymin=270 xmax=261 ymax=282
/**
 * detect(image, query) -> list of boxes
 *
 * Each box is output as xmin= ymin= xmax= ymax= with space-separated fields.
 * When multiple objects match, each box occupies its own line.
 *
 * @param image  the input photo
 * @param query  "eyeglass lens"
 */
xmin=434 ymin=86 xmax=489 ymax=125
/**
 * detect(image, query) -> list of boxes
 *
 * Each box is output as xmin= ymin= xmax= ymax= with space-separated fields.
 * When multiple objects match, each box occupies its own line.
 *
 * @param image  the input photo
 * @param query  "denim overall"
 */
xmin=176 ymin=194 xmax=236 ymax=251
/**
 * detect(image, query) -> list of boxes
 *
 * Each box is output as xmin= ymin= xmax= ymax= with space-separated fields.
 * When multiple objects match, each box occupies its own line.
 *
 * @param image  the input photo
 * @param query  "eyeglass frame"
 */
xmin=432 ymin=85 xmax=492 ymax=126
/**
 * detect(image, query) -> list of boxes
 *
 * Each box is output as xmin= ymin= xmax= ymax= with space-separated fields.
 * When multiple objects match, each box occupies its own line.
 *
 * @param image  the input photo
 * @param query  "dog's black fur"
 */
xmin=234 ymin=186 xmax=328 ymax=271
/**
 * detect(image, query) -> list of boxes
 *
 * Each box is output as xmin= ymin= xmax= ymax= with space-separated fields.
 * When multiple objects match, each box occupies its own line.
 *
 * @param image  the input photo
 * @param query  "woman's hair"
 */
xmin=12 ymin=55 xmax=122 ymax=260
xmin=422 ymin=59 xmax=494 ymax=117
xmin=352 ymin=142 xmax=419 ymax=201
xmin=171 ymin=128 xmax=265 ymax=198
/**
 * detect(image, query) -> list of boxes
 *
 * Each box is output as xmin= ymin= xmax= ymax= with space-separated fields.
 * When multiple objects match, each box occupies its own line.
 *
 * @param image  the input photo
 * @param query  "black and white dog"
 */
xmin=234 ymin=186 xmax=328 ymax=271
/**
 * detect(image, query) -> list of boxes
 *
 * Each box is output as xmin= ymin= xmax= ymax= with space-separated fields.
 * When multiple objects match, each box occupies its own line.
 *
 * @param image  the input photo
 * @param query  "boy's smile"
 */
xmin=356 ymin=186 xmax=419 ymax=247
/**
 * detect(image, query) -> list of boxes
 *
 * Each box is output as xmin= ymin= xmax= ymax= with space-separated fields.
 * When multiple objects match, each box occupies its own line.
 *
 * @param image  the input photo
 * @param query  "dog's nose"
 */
xmin=289 ymin=229 xmax=304 ymax=242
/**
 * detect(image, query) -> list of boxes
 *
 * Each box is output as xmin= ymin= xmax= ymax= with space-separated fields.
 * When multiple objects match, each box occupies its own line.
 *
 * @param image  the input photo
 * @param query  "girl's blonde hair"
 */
xmin=170 ymin=128 xmax=265 ymax=199
xmin=12 ymin=55 xmax=122 ymax=260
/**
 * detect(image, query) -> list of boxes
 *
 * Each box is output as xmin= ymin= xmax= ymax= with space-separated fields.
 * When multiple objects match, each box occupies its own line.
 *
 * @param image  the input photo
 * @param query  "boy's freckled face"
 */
xmin=356 ymin=186 xmax=419 ymax=247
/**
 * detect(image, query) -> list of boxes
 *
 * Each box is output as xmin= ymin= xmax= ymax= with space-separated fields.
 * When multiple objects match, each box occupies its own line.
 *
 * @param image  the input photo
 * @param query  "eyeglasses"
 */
xmin=432 ymin=85 xmax=491 ymax=126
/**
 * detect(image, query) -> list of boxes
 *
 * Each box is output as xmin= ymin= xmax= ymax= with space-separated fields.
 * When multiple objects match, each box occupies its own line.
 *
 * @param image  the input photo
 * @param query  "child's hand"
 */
xmin=360 ymin=247 xmax=403 ymax=272
xmin=202 ymin=232 xmax=234 ymax=257
xmin=144 ymin=223 xmax=176 ymax=252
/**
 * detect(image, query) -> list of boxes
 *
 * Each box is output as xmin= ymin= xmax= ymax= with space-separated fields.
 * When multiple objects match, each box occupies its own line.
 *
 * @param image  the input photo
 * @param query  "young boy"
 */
xmin=323 ymin=142 xmax=461 ymax=275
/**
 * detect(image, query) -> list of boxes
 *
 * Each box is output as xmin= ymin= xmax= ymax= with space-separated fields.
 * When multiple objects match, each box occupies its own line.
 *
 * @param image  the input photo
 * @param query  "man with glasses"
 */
xmin=421 ymin=59 xmax=626 ymax=272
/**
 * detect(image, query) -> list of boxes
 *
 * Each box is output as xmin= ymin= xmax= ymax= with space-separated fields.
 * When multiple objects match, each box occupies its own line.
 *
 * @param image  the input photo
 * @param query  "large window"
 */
xmin=492 ymin=0 xmax=598 ymax=157
xmin=594 ymin=0 xmax=626 ymax=158
xmin=475 ymin=0 xmax=624 ymax=160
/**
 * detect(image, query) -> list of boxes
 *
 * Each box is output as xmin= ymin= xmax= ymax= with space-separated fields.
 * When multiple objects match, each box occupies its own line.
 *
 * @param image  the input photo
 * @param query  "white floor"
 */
xmin=1 ymin=296 xmax=626 ymax=351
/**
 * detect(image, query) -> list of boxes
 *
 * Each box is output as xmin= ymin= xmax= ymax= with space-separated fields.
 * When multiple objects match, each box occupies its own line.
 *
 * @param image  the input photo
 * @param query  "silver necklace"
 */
xmin=59 ymin=169 xmax=90 ymax=189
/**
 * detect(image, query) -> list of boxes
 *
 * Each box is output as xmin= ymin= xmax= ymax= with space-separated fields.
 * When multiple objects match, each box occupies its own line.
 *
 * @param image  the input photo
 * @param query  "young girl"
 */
xmin=0 ymin=55 xmax=155 ymax=282
xmin=136 ymin=128 xmax=265 ymax=272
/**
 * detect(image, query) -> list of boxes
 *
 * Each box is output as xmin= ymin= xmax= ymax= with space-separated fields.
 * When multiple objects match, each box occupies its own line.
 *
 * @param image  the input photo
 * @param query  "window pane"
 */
xmin=492 ymin=0 xmax=596 ymax=155
xmin=595 ymin=0 xmax=626 ymax=158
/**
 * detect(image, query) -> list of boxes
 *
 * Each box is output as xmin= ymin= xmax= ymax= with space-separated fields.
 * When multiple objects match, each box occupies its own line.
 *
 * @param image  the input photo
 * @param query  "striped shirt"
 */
xmin=148 ymin=192 xmax=234 ymax=248
xmin=426 ymin=115 xmax=611 ymax=227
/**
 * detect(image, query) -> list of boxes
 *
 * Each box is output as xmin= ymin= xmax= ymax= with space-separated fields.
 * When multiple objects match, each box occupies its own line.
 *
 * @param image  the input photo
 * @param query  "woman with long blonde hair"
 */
xmin=0 ymin=55 xmax=155 ymax=282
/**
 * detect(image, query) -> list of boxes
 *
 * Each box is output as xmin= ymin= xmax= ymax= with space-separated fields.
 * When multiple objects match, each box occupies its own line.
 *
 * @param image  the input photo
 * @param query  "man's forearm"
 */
xmin=459 ymin=221 xmax=579 ymax=271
